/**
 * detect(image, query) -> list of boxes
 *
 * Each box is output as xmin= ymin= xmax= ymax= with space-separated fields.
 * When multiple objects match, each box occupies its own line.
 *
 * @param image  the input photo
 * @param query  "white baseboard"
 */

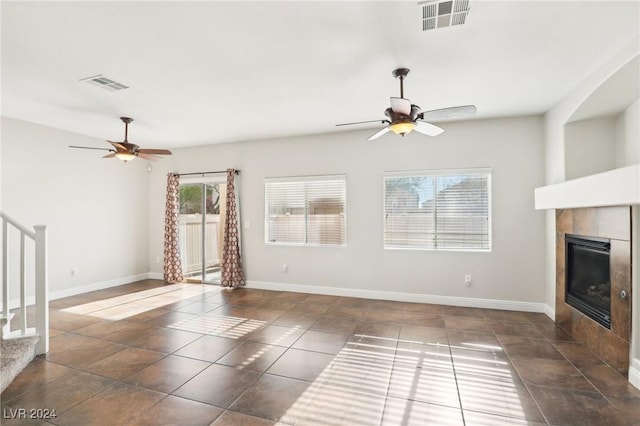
xmin=630 ymin=359 xmax=640 ymax=390
xmin=49 ymin=273 xmax=159 ymax=301
xmin=543 ymin=304 xmax=555 ymax=321
xmin=3 ymin=272 xmax=163 ymax=310
xmin=3 ymin=275 xmax=547 ymax=314
xmin=147 ymin=272 xmax=164 ymax=280
xmin=1 ymin=275 xmax=560 ymax=316
xmin=246 ymin=280 xmax=548 ymax=313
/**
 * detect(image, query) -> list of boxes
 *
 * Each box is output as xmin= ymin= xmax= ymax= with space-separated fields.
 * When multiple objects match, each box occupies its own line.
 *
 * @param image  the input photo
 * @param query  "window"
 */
xmin=265 ymin=175 xmax=346 ymax=247
xmin=384 ymin=169 xmax=491 ymax=251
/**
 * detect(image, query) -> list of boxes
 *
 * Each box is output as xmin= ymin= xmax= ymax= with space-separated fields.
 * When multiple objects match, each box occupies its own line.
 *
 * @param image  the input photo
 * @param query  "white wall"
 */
xmin=1 ymin=117 xmax=150 ymax=299
xmin=564 ymin=116 xmax=616 ymax=180
xmin=543 ymin=36 xmax=640 ymax=388
xmin=148 ymin=116 xmax=546 ymax=305
xmin=616 ymin=99 xmax=640 ymax=167
xmin=627 ymin=99 xmax=640 ymax=388
xmin=1 ymin=117 xmax=3 ymax=211
xmin=543 ymin=39 xmax=639 ymax=310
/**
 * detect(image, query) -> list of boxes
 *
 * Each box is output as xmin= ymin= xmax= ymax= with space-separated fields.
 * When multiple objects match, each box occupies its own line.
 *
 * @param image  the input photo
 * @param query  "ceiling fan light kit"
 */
xmin=389 ymin=121 xmax=415 ymax=136
xmin=115 ymin=152 xmax=136 ymax=162
xmin=336 ymin=68 xmax=476 ymax=141
xmin=69 ymin=117 xmax=172 ymax=162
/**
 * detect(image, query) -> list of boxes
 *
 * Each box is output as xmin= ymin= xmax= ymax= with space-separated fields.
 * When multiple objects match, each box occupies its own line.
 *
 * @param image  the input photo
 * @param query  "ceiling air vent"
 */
xmin=79 ymin=74 xmax=129 ymax=91
xmin=419 ymin=0 xmax=470 ymax=31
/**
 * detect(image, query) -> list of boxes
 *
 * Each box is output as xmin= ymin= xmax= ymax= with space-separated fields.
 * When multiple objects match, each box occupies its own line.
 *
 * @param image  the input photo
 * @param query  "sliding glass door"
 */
xmin=178 ymin=178 xmax=226 ymax=284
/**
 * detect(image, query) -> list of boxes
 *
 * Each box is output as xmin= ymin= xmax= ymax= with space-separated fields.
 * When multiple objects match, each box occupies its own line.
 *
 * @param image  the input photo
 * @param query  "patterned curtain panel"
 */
xmin=221 ymin=168 xmax=245 ymax=288
xmin=163 ymin=173 xmax=183 ymax=283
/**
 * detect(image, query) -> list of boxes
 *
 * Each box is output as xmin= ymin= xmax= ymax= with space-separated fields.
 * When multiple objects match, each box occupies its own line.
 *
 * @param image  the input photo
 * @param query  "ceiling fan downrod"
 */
xmin=120 ymin=117 xmax=133 ymax=142
xmin=392 ymin=68 xmax=410 ymax=99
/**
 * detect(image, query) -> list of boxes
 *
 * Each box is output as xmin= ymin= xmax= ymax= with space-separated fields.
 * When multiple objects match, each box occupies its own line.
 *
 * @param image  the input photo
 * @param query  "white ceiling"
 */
xmin=2 ymin=1 xmax=639 ymax=149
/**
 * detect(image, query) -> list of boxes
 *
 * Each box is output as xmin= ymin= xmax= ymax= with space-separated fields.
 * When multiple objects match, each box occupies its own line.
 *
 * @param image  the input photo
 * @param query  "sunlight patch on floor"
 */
xmin=389 ymin=363 xmax=459 ymax=407
xmin=383 ymin=397 xmax=464 ymax=425
xmin=239 ymin=344 xmax=274 ymax=369
xmin=236 ymin=325 xmax=302 ymax=369
xmin=453 ymin=342 xmax=527 ymax=420
xmin=458 ymin=342 xmax=503 ymax=351
xmin=61 ymin=283 xmax=218 ymax=320
xmin=463 ymin=409 xmax=537 ymax=425
xmin=452 ymin=354 xmax=513 ymax=380
xmin=168 ymin=313 xmax=266 ymax=339
xmin=451 ymin=343 xmax=514 ymax=379
xmin=395 ymin=343 xmax=452 ymax=369
xmin=276 ymin=335 xmax=528 ymax=424
xmin=281 ymin=382 xmax=387 ymax=426
xmin=457 ymin=377 xmax=528 ymax=418
xmin=318 ymin=349 xmax=394 ymax=394
xmin=280 ymin=335 xmax=394 ymax=425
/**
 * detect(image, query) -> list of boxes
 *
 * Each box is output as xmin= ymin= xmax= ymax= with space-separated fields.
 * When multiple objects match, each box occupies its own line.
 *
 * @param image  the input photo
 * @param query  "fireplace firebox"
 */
xmin=565 ymin=234 xmax=611 ymax=329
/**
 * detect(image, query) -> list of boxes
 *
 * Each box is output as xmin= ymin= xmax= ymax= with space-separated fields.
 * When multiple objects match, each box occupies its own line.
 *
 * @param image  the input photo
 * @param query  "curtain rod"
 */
xmin=176 ymin=170 xmax=240 ymax=177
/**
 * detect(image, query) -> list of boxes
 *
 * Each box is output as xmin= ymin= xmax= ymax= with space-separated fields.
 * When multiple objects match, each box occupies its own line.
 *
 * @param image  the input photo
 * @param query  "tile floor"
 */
xmin=2 ymin=279 xmax=640 ymax=425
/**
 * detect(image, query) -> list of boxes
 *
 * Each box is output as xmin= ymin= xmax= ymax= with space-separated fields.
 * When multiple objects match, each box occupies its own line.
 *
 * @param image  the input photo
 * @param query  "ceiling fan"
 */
xmin=336 ymin=68 xmax=477 ymax=141
xmin=69 ymin=117 xmax=172 ymax=162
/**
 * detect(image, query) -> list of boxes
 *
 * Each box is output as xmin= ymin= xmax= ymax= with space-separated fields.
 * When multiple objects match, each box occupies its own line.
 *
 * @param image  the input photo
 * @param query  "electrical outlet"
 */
xmin=71 ymin=268 xmax=78 ymax=276
xmin=464 ymin=274 xmax=472 ymax=286
xmin=155 ymin=256 xmax=161 ymax=263
xmin=282 ymin=264 xmax=288 ymax=273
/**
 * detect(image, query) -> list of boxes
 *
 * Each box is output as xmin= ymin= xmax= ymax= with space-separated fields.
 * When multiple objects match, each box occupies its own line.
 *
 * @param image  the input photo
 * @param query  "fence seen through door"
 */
xmin=179 ymin=182 xmax=226 ymax=283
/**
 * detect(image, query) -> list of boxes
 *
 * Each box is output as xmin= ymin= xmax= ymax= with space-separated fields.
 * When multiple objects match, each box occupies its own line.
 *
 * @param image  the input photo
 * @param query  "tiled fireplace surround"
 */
xmin=556 ymin=206 xmax=632 ymax=376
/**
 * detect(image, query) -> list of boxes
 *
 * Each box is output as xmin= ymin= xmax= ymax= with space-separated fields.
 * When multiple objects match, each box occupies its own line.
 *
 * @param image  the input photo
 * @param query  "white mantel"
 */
xmin=534 ymin=165 xmax=640 ymax=210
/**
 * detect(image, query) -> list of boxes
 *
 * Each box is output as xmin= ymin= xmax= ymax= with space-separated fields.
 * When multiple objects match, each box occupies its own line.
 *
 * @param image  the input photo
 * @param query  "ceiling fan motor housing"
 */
xmin=385 ymin=107 xmax=417 ymax=124
xmin=410 ymin=105 xmax=421 ymax=120
xmin=120 ymin=142 xmax=140 ymax=153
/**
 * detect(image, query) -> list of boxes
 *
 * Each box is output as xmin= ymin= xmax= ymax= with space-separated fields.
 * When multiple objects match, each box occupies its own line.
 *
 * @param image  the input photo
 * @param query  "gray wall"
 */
xmin=148 ymin=115 xmax=546 ymax=304
xmin=1 ymin=117 xmax=150 ymax=298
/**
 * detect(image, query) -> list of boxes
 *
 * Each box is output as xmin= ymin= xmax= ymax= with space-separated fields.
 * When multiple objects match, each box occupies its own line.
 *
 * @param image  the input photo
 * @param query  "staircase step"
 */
xmin=3 ymin=328 xmax=38 ymax=340
xmin=0 ymin=334 xmax=39 ymax=394
xmin=0 ymin=313 xmax=15 ymax=340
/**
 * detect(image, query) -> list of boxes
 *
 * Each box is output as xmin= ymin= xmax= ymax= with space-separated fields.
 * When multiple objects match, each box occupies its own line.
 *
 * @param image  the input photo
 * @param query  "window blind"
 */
xmin=384 ymin=169 xmax=491 ymax=251
xmin=265 ymin=175 xmax=346 ymax=247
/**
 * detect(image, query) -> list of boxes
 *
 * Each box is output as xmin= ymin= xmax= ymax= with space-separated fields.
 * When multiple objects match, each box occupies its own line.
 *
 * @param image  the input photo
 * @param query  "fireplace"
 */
xmin=556 ymin=207 xmax=631 ymax=376
xmin=565 ymin=234 xmax=611 ymax=329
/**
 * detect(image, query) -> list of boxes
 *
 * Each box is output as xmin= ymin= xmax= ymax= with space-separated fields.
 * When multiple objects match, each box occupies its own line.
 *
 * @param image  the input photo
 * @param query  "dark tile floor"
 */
xmin=2 ymin=279 xmax=640 ymax=425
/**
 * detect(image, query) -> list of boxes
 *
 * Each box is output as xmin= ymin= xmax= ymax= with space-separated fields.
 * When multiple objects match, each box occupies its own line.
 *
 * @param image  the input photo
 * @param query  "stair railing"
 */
xmin=1 ymin=212 xmax=48 ymax=354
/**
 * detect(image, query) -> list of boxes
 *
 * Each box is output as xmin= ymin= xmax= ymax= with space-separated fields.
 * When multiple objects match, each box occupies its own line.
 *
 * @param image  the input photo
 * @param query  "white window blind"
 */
xmin=265 ymin=175 xmax=346 ymax=247
xmin=384 ymin=169 xmax=491 ymax=251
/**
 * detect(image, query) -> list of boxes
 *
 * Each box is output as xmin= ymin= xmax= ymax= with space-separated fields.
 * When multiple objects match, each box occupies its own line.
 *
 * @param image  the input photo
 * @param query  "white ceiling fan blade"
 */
xmin=367 ymin=126 xmax=390 ymax=141
xmin=390 ymin=97 xmax=411 ymax=115
xmin=414 ymin=121 xmax=444 ymax=136
xmin=420 ymin=105 xmax=477 ymax=122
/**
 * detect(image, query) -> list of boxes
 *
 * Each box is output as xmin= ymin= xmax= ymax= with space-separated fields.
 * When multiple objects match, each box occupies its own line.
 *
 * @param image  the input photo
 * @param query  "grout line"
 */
xmin=21 ymin=281 xmax=635 ymax=425
xmin=498 ymin=336 xmax=551 ymax=425
xmin=446 ymin=329 xmax=467 ymax=426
